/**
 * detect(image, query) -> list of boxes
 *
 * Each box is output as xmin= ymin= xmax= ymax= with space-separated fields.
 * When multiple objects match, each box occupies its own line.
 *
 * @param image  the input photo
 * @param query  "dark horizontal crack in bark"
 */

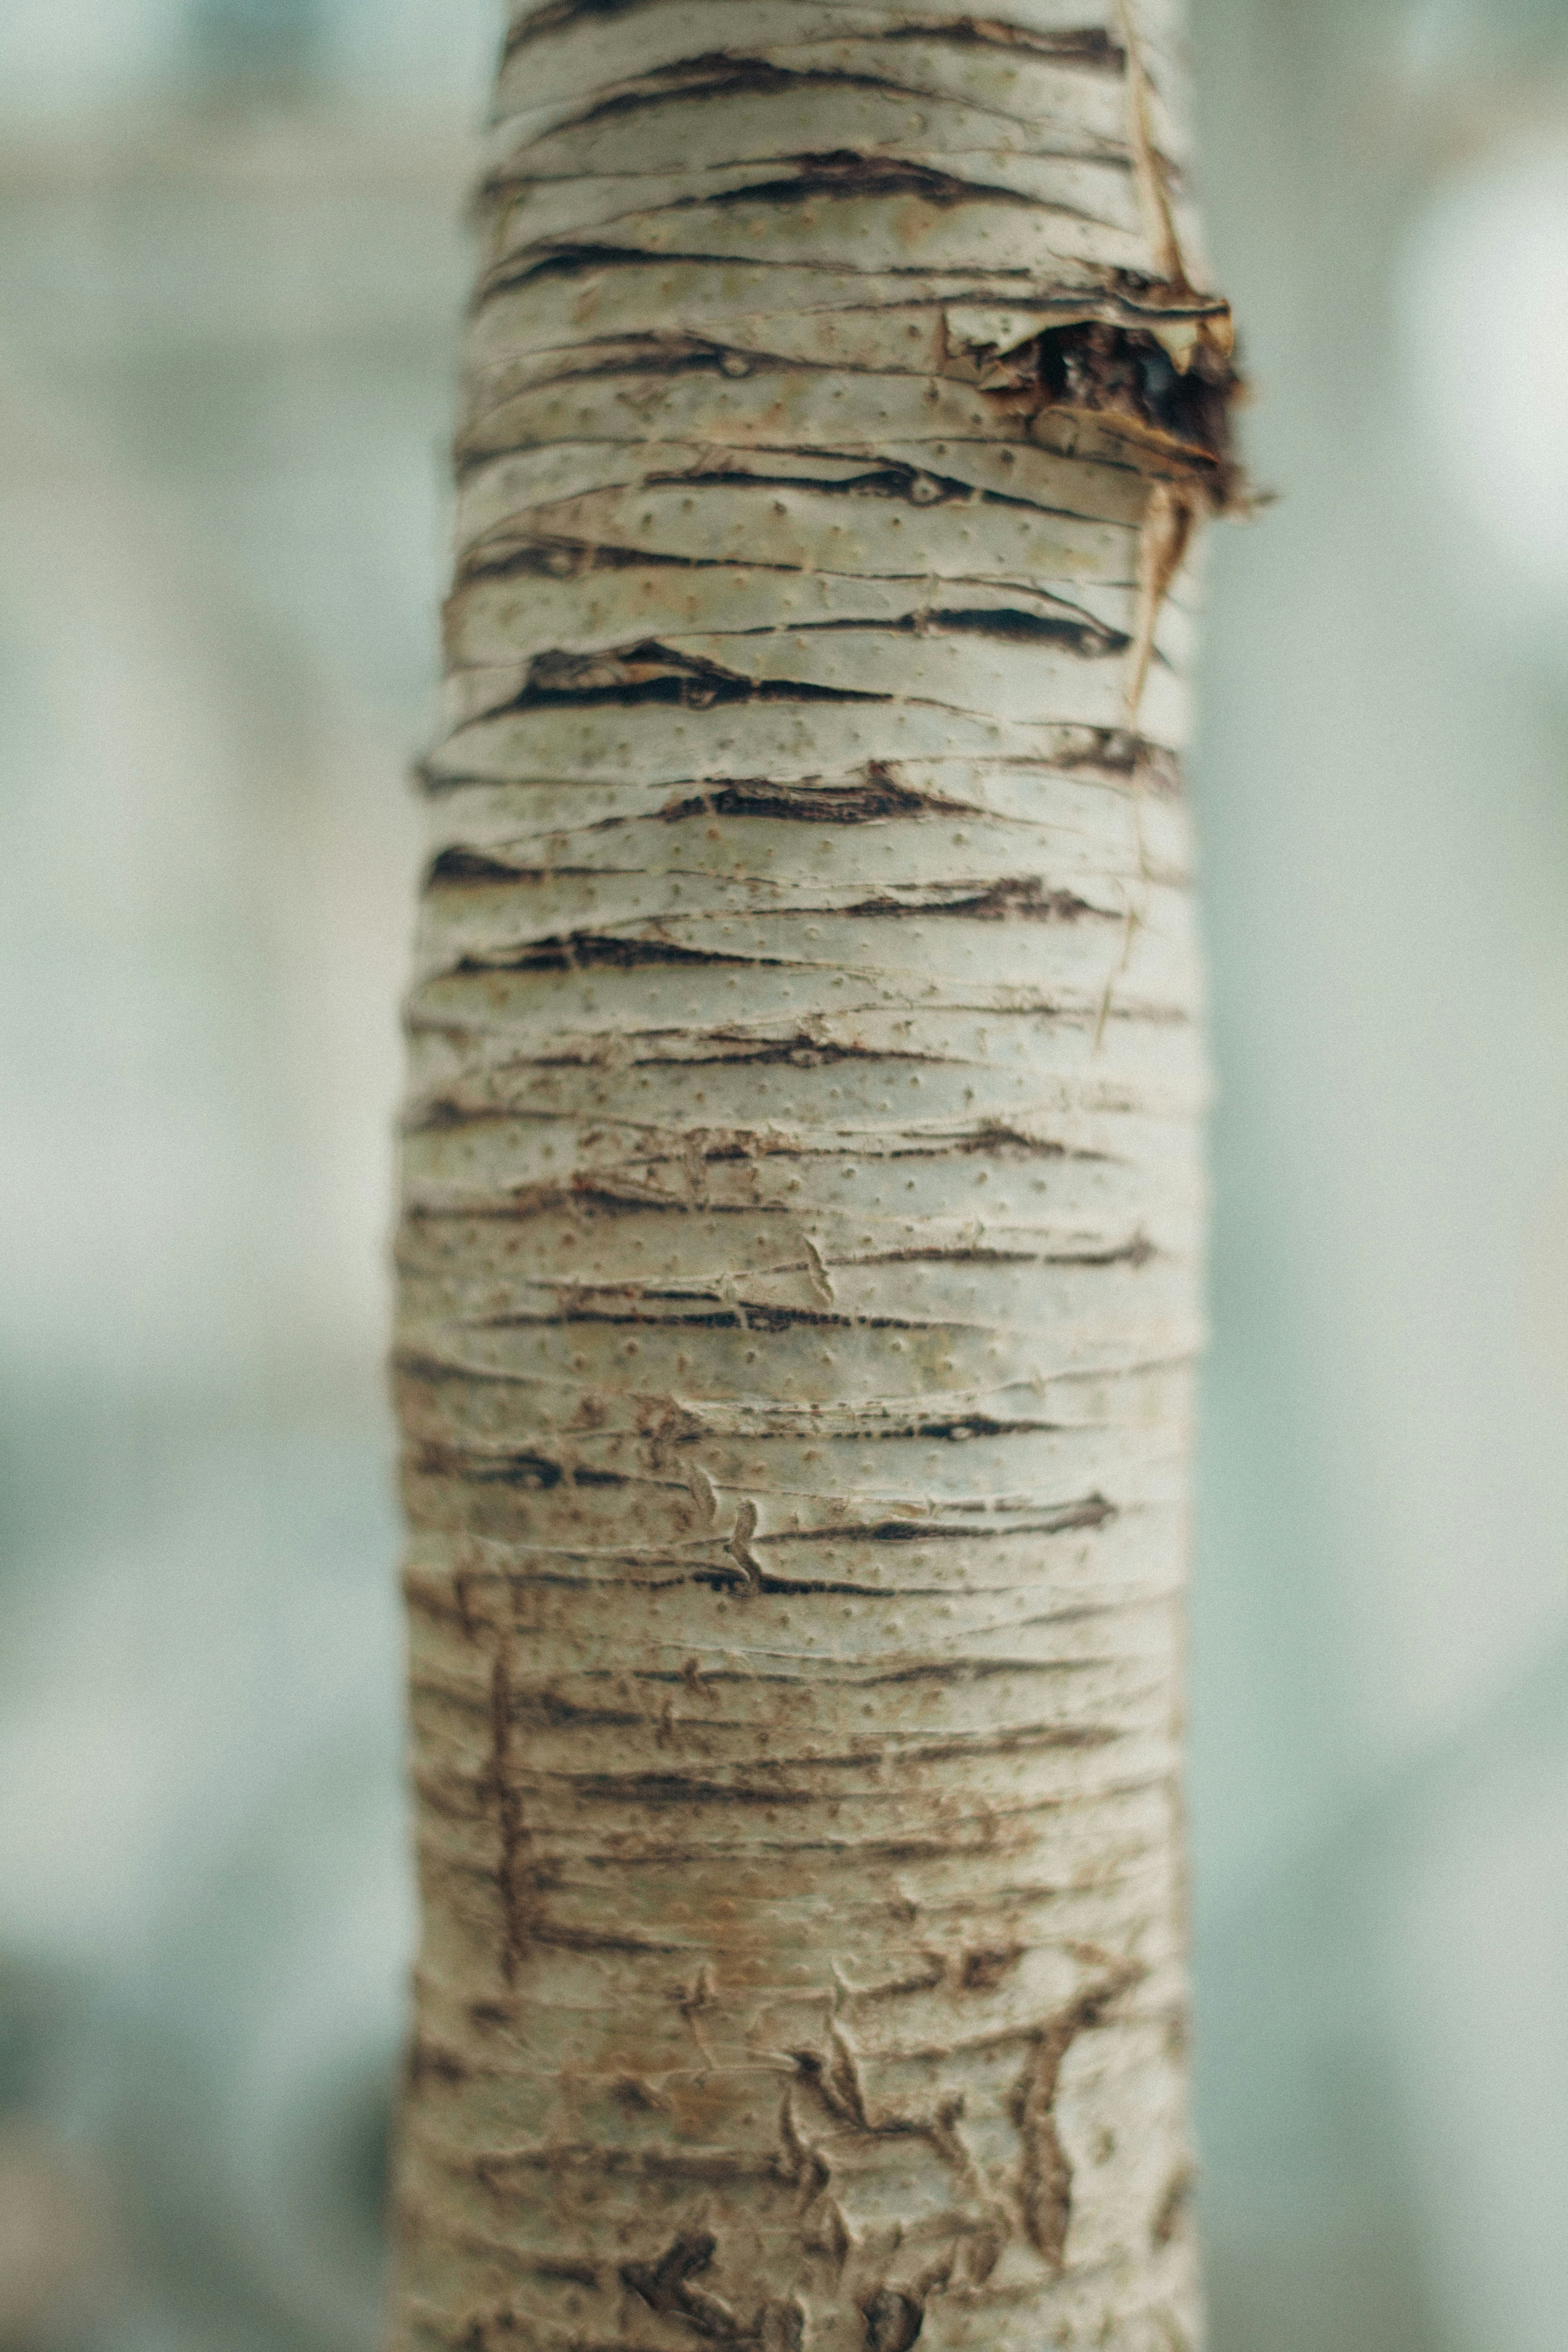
xmin=425 ymin=778 xmax=958 ymax=886
xmin=844 ymin=875 xmax=1104 ymax=920
xmin=452 ymin=1045 xmax=960 ymax=1088
xmin=507 ymin=0 xmax=656 ymax=43
xmin=521 ymin=151 xmax=1107 ymax=225
xmin=457 ymin=1714 xmax=1134 ymax=1794
xmin=495 ymin=61 xmax=918 ymax=149
xmin=923 ymin=1120 xmax=1107 ymax=1160
xmin=483 ymin=235 xmax=1043 ymax=295
xmin=882 ymin=20 xmax=1125 ymax=70
xmin=421 ymin=728 xmax=1180 ymax=802
xmin=405 ymin=1290 xmax=1049 ymax=1336
xmin=862 ymin=1237 xmax=1148 ymax=1266
xmin=411 ymin=743 xmax=1171 ymax=809
xmin=658 ymin=769 xmax=969 ymax=824
xmin=553 ymin=1648 xmax=1125 ymax=1697
xmin=765 ymin=1495 xmax=1117 ymax=1544
xmin=450 ymin=935 xmax=788 ymax=976
xmin=910 ymin=604 xmax=1126 ymax=654
xmin=501 ymin=640 xmax=886 ymax=713
xmin=845 ymin=1232 xmax=1159 ymax=1270
xmin=426 ymin=849 xmax=532 ymax=884
xmin=432 ymin=1661 xmax=1130 ymax=1729
xmin=487 ymin=58 xmax=1118 ymax=156
xmin=541 ymin=1769 xmax=823 ymax=1807
xmin=452 ymin=523 xmax=943 ymax=596
xmin=626 ymin=603 xmax=1125 ymax=658
xmin=481 ymin=240 xmax=702 ymax=296
xmin=410 ymin=1444 xmax=568 ymax=1490
xmin=455 ymin=534 xmax=754 ymax=584
xmin=814 ymin=1656 xmax=1128 ymax=1695
xmin=618 ymin=1722 xmax=1138 ymax=1778
xmin=402 ymin=1107 xmax=1112 ymax=1185
xmin=497 ymin=1682 xmax=647 ymax=1733
xmin=488 ymin=1799 xmax=1169 ymax=1868
xmin=400 ymin=1187 xmax=705 ymax=1229
xmin=405 ymin=1563 xmax=1081 ymax=1614
xmin=529 ymin=1918 xmax=687 ymax=1955
xmin=632 ymin=459 xmax=1029 ymax=511
xmin=420 ymin=886 xmax=1115 ymax=994
xmin=450 ymin=600 xmax=1127 ymax=731
xmin=506 ymin=5 xmax=1124 ymax=72
xmin=814 ymin=1409 xmax=1066 ymax=1442
xmin=456 ymin=444 xmax=1137 ymax=563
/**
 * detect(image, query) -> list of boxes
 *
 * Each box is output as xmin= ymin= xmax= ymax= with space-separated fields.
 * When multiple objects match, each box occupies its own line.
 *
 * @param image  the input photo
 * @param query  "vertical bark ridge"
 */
xmin=391 ymin=5 xmax=1225 ymax=2348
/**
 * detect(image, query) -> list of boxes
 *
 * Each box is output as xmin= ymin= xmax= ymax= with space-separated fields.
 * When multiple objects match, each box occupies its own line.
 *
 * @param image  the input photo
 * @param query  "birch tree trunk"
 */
xmin=391 ymin=6 xmax=1232 ymax=2348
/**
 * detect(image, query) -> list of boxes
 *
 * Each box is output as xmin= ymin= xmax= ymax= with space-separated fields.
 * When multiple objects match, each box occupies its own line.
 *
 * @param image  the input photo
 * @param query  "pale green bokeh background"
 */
xmin=0 ymin=4 xmax=1565 ymax=2347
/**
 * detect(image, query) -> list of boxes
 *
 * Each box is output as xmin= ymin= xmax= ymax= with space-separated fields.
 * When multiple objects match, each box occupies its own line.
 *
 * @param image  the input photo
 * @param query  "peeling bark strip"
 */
xmin=390 ymin=5 xmax=1223 ymax=2349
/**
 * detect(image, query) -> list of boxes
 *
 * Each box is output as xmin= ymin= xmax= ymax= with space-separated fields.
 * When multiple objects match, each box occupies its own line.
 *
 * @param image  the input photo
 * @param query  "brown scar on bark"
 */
xmin=860 ymin=2285 xmax=924 ymax=2352
xmin=802 ymin=1235 xmax=836 ymax=1307
xmin=777 ymin=2092 xmax=852 ymax=2273
xmin=679 ymin=1961 xmax=720 ymax=2065
xmin=1093 ymin=894 xmax=1144 ymax=1053
xmin=406 ymin=2036 xmax=470 ymax=2091
xmin=775 ymin=2089 xmax=831 ymax=2203
xmin=610 ymin=2072 xmax=671 ymax=2114
xmin=829 ymin=1951 xmax=945 ymax=2004
xmin=859 ymin=2239 xmax=964 ymax=2352
xmin=959 ymin=2210 xmax=1009 ymax=2285
xmin=1117 ymin=0 xmax=1187 ymax=288
xmin=725 ymin=1497 xmax=765 ymax=1594
xmin=791 ymin=2026 xmax=971 ymax=2177
xmin=688 ymin=1460 xmax=721 ymax=1526
xmin=804 ymin=2194 xmax=853 ymax=2275
xmin=1125 ymin=479 xmax=1194 ymax=727
xmin=621 ymin=2229 xmax=804 ymax=2351
xmin=958 ymin=1942 xmax=1026 ymax=1992
xmin=1013 ymin=1958 xmax=1146 ymax=2270
xmin=1152 ymin=2160 xmax=1196 ymax=2247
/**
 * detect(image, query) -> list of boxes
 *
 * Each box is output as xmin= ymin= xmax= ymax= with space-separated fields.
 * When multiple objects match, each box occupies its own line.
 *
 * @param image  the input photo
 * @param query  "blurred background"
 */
xmin=0 ymin=2 xmax=1564 ymax=2347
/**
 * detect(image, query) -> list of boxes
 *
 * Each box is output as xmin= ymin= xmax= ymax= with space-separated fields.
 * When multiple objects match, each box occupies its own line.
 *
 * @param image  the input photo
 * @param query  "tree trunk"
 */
xmin=390 ymin=6 xmax=1230 ymax=2348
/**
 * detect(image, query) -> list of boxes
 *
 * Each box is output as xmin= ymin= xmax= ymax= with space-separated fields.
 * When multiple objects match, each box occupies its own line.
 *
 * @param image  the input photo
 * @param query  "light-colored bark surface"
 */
xmin=392 ymin=6 xmax=1225 ymax=2347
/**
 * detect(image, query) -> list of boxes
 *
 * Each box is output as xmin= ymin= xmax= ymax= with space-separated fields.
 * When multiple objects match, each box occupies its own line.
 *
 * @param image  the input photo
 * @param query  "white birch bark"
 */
xmin=391 ymin=7 xmax=1232 ymax=2348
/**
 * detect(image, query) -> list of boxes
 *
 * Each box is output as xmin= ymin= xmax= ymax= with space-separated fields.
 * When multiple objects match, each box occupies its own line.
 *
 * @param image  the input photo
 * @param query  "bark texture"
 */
xmin=392 ymin=6 xmax=1228 ymax=2347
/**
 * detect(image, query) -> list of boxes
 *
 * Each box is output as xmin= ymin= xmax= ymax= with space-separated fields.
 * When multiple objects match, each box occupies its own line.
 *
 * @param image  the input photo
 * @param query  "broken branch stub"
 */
xmin=390 ymin=4 xmax=1233 ymax=2348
